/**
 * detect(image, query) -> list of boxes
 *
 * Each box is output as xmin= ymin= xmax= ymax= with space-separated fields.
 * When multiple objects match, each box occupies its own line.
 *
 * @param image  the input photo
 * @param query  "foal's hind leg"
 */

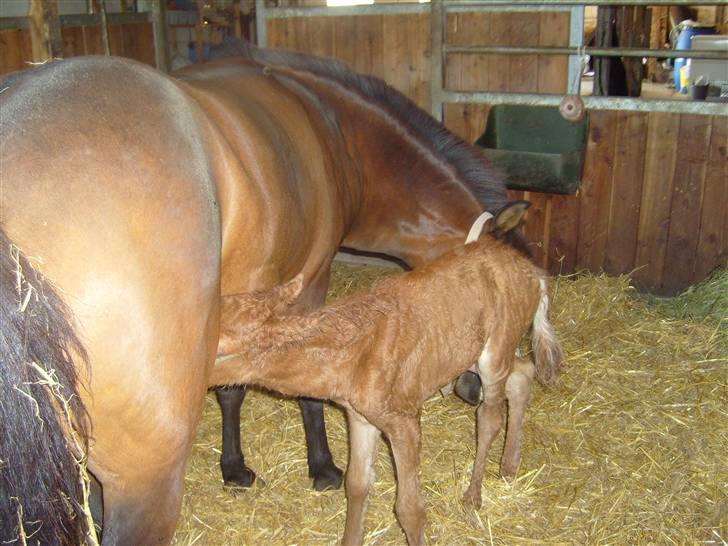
xmin=463 ymin=339 xmax=510 ymax=509
xmin=342 ymin=409 xmax=381 ymax=546
xmin=501 ymin=357 xmax=536 ymax=480
xmin=216 ymin=386 xmax=257 ymax=487
xmin=300 ymin=398 xmax=344 ymax=490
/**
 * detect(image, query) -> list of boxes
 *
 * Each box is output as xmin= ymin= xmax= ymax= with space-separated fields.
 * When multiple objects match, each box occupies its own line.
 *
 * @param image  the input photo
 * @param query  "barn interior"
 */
xmin=1 ymin=1 xmax=725 ymax=544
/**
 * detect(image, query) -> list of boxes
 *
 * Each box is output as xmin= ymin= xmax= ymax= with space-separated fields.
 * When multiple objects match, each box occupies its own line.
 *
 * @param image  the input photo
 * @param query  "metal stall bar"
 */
xmin=447 ymin=45 xmax=728 ymax=60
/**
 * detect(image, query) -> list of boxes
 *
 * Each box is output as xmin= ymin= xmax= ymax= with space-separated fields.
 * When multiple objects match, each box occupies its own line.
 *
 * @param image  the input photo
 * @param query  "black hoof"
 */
xmin=311 ymin=464 xmax=344 ymax=491
xmin=454 ymin=371 xmax=482 ymax=406
xmin=222 ymin=464 xmax=257 ymax=489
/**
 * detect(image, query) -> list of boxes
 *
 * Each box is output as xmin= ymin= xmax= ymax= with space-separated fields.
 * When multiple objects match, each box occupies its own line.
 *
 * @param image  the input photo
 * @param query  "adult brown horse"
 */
xmin=1 ymin=42 xmax=524 ymax=544
xmin=175 ymin=40 xmax=527 ymax=491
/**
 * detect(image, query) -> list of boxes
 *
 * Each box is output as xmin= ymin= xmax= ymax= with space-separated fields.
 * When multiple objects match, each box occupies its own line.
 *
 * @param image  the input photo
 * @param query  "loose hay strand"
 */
xmin=175 ymin=266 xmax=727 ymax=545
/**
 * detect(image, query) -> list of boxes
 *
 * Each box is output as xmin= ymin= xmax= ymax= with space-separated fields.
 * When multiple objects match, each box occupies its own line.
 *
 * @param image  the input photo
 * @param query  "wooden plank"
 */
xmin=29 ymin=0 xmax=63 ymax=62
xmin=333 ymin=17 xmax=356 ymax=68
xmin=537 ymin=11 xmax=569 ymax=94
xmin=487 ymin=13 xmax=512 ymax=93
xmin=632 ymin=112 xmax=680 ymax=291
xmin=695 ymin=115 xmax=728 ymax=281
xmin=383 ymin=14 xmax=410 ymax=95
xmin=407 ymin=14 xmax=430 ymax=109
xmin=547 ymin=193 xmax=580 ymax=275
xmin=0 ymin=29 xmax=32 ymax=75
xmin=61 ymin=26 xmax=85 ymax=58
xmin=353 ymin=16 xmax=382 ymax=77
xmin=662 ymin=114 xmax=712 ymax=294
xmin=107 ymin=24 xmax=124 ymax=56
xmin=307 ymin=16 xmax=334 ymax=59
xmin=575 ymin=110 xmax=617 ymax=272
xmin=603 ymin=111 xmax=648 ymax=275
xmin=509 ymin=13 xmax=539 ymax=93
xmin=82 ymin=25 xmax=105 ymax=55
xmin=523 ymin=191 xmax=550 ymax=268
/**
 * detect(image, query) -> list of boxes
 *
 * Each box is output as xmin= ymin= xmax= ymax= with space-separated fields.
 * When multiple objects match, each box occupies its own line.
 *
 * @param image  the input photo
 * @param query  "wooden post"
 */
xmin=29 ymin=0 xmax=63 ymax=63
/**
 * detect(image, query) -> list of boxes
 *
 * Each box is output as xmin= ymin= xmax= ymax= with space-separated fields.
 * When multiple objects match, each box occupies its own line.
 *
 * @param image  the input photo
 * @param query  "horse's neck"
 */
xmin=272 ymin=67 xmax=482 ymax=266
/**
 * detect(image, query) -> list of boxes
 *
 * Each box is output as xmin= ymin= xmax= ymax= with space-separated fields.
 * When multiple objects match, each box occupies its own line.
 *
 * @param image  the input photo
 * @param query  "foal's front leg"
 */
xmin=342 ymin=409 xmax=381 ymax=546
xmin=386 ymin=417 xmax=426 ymax=546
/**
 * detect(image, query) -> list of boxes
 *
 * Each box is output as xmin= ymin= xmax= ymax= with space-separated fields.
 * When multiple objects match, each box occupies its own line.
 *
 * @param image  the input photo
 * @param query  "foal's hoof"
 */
xmin=454 ymin=371 xmax=482 ymax=406
xmin=311 ymin=464 xmax=344 ymax=491
xmin=222 ymin=466 xmax=258 ymax=489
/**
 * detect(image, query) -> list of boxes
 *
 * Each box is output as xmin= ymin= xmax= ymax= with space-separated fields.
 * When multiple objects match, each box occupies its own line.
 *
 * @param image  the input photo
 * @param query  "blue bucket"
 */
xmin=674 ymin=26 xmax=716 ymax=93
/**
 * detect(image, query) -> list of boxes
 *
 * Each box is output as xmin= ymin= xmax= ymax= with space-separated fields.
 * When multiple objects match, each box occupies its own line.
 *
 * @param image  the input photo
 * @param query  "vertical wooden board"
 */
xmin=61 ymin=26 xmax=85 ymax=58
xmin=266 ymin=19 xmax=287 ymax=48
xmin=632 ymin=112 xmax=680 ymax=291
xmin=523 ymin=192 xmax=550 ymax=268
xmin=547 ymin=193 xmax=580 ymax=275
xmin=82 ymin=25 xmax=105 ymax=55
xmin=537 ymin=11 xmax=569 ymax=94
xmin=443 ymin=103 xmax=491 ymax=144
xmin=108 ymin=24 xmax=124 ymax=56
xmin=407 ymin=14 xmax=430 ymax=109
xmin=509 ymin=13 xmax=539 ymax=92
xmin=486 ymin=13 xmax=512 ymax=92
xmin=332 ymin=17 xmax=356 ymax=68
xmin=575 ymin=110 xmax=618 ymax=272
xmin=696 ymin=115 xmax=728 ymax=280
xmin=307 ymin=16 xmax=334 ymax=59
xmin=662 ymin=114 xmax=712 ymax=293
xmin=603 ymin=111 xmax=648 ymax=275
xmin=353 ymin=16 xmax=383 ymax=77
xmin=132 ymin=23 xmax=155 ymax=66
xmin=383 ymin=14 xmax=410 ymax=96
xmin=0 ymin=29 xmax=32 ymax=74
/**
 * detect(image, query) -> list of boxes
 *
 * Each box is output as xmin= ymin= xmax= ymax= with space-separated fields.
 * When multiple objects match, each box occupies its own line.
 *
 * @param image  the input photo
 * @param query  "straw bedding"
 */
xmin=174 ymin=264 xmax=727 ymax=545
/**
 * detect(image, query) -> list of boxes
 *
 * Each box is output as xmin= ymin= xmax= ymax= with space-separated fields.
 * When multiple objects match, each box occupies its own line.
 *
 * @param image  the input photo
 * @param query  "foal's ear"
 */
xmin=270 ymin=274 xmax=304 ymax=311
xmin=492 ymin=201 xmax=530 ymax=238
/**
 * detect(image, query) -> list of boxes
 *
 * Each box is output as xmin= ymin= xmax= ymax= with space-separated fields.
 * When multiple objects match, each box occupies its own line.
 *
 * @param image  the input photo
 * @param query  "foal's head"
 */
xmin=218 ymin=275 xmax=304 ymax=356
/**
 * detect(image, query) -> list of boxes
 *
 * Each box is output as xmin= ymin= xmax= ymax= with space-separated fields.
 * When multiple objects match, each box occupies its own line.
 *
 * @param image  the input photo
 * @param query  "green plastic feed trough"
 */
xmin=475 ymin=105 xmax=588 ymax=195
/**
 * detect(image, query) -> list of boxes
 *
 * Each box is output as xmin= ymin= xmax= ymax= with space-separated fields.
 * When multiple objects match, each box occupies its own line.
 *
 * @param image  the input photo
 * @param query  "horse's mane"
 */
xmin=208 ymin=39 xmax=509 ymax=214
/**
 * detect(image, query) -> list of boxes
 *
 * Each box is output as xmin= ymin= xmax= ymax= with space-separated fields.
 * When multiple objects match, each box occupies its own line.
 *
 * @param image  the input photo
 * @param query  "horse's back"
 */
xmin=175 ymin=59 xmax=357 ymax=297
xmin=1 ymin=56 xmax=221 ymax=542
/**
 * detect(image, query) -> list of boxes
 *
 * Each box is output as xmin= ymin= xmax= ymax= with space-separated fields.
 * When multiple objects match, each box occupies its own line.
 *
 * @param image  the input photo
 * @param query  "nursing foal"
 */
xmin=211 ymin=204 xmax=563 ymax=545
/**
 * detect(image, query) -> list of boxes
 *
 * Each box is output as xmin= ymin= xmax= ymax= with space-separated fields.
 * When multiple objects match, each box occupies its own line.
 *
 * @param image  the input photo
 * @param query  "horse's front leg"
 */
xmin=215 ymin=386 xmax=257 ymax=487
xmin=300 ymin=397 xmax=344 ymax=490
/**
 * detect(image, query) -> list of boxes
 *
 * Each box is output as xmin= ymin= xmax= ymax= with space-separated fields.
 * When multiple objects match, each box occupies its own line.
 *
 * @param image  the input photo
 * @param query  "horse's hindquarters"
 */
xmin=0 ymin=57 xmax=222 ymax=544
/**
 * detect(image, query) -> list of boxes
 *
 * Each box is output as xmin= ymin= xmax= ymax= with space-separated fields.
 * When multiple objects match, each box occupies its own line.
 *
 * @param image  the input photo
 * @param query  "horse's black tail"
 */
xmin=0 ymin=226 xmax=93 ymax=545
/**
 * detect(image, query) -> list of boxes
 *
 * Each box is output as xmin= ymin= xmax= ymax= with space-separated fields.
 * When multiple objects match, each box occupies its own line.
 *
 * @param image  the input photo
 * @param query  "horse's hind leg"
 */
xmin=342 ymin=410 xmax=381 ymax=546
xmin=501 ymin=357 xmax=536 ymax=480
xmin=216 ymin=386 xmax=257 ymax=487
xmin=300 ymin=398 xmax=344 ymax=490
xmin=99 ymin=466 xmax=186 ymax=545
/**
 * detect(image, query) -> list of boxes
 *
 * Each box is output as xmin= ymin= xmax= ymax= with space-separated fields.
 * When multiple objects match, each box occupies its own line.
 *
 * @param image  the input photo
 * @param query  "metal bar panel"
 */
xmin=446 ymin=45 xmax=728 ymax=60
xmin=431 ymin=0 xmax=445 ymax=121
xmin=0 ymin=12 xmax=150 ymax=30
xmin=264 ymin=3 xmax=428 ymax=18
xmin=567 ymin=5 xmax=584 ymax=95
xmin=443 ymin=90 xmax=728 ymax=115
xmin=445 ymin=0 xmax=728 ymax=6
xmin=256 ymin=0 xmax=267 ymax=47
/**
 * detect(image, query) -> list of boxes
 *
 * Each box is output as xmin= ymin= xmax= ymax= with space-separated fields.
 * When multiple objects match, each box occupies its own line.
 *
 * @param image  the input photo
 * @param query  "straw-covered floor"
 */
xmin=174 ymin=264 xmax=727 ymax=545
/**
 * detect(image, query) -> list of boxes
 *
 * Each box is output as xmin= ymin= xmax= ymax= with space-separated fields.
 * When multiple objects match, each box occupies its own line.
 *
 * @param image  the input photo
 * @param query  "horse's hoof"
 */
xmin=311 ymin=465 xmax=344 ymax=491
xmin=454 ymin=371 xmax=482 ymax=405
xmin=222 ymin=466 xmax=257 ymax=489
xmin=461 ymin=491 xmax=482 ymax=510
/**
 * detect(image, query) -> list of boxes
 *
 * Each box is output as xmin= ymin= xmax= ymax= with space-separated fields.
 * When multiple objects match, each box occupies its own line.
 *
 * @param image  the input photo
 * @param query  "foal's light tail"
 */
xmin=531 ymin=277 xmax=563 ymax=386
xmin=0 ymin=227 xmax=93 ymax=545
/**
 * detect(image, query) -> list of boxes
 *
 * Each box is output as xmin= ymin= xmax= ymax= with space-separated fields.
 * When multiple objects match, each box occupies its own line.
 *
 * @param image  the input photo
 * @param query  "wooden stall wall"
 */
xmin=0 ymin=22 xmax=155 ymax=75
xmin=267 ymin=12 xmax=726 ymax=294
